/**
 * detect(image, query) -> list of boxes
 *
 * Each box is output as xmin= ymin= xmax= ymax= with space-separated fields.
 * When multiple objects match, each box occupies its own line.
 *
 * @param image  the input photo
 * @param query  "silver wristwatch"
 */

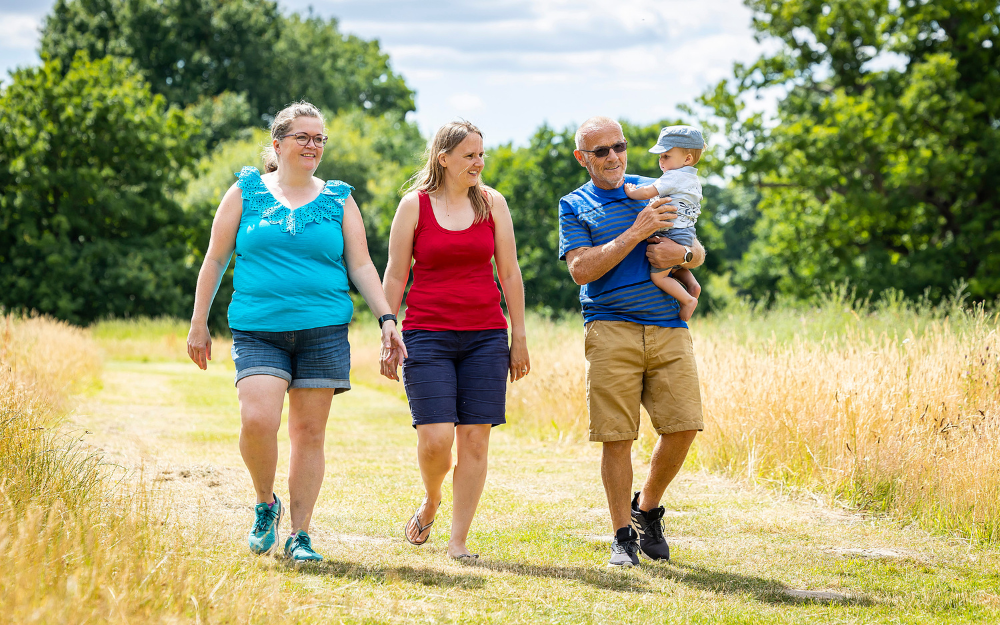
xmin=682 ymin=246 xmax=693 ymax=264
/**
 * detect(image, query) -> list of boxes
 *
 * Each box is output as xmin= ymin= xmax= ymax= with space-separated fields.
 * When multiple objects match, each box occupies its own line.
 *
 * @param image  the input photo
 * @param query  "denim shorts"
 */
xmin=230 ymin=324 xmax=351 ymax=392
xmin=401 ymin=329 xmax=509 ymax=427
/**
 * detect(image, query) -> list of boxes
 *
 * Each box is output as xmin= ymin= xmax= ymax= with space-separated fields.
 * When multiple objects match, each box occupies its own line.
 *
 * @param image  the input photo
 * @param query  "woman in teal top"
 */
xmin=186 ymin=101 xmax=406 ymax=562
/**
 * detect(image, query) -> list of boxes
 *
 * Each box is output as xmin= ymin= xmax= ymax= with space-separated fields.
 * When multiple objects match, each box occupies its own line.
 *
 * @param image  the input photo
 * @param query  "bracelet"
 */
xmin=378 ymin=313 xmax=397 ymax=328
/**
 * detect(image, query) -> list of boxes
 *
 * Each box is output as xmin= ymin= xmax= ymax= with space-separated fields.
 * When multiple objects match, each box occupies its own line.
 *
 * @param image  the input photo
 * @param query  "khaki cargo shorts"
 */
xmin=584 ymin=320 xmax=703 ymax=442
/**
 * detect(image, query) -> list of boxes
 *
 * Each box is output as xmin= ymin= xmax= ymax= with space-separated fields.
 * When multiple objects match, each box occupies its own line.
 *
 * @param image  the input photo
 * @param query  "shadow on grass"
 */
xmin=293 ymin=557 xmax=653 ymax=593
xmin=647 ymin=562 xmax=875 ymax=606
xmin=284 ymin=553 xmax=872 ymax=604
xmin=477 ymin=560 xmax=654 ymax=593
xmin=291 ymin=559 xmax=486 ymax=589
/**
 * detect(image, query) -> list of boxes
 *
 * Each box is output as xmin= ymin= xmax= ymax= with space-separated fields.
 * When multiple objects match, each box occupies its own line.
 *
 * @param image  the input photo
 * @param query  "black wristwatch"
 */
xmin=378 ymin=313 xmax=397 ymax=328
xmin=682 ymin=246 xmax=694 ymax=264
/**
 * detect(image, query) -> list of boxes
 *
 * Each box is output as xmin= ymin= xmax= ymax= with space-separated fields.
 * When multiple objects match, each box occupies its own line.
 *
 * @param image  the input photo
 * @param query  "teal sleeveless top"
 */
xmin=227 ymin=167 xmax=355 ymax=331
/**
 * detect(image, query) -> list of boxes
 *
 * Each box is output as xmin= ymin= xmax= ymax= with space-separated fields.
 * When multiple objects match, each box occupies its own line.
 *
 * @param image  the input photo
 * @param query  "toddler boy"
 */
xmin=624 ymin=125 xmax=705 ymax=321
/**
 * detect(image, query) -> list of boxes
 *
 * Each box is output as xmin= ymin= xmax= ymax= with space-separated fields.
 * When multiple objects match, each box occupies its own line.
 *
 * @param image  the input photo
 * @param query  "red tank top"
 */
xmin=401 ymin=191 xmax=508 ymax=331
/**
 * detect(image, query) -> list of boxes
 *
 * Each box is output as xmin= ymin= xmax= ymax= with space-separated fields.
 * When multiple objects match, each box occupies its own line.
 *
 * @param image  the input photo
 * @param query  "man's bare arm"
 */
xmin=565 ymin=197 xmax=677 ymax=285
xmin=646 ymin=236 xmax=706 ymax=271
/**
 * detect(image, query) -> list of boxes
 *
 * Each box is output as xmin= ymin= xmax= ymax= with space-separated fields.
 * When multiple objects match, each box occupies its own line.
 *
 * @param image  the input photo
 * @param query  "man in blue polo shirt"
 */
xmin=559 ymin=116 xmax=706 ymax=567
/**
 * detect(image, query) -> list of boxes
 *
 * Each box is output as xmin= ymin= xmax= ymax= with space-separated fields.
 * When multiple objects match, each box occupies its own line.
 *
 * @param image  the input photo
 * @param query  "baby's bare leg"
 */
xmin=670 ymin=267 xmax=701 ymax=298
xmin=651 ymin=270 xmax=698 ymax=322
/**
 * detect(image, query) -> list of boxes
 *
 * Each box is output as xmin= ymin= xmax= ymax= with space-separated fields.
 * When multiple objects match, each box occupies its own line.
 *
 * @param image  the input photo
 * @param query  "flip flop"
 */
xmin=404 ymin=511 xmax=435 ymax=546
xmin=450 ymin=553 xmax=479 ymax=563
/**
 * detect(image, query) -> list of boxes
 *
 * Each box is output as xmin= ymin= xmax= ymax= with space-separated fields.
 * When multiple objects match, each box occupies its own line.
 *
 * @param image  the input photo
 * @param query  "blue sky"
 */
xmin=0 ymin=0 xmax=767 ymax=145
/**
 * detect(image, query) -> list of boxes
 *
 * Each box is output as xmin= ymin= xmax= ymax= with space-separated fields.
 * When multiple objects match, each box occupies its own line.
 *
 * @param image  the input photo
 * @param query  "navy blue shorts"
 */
xmin=230 ymin=324 xmax=351 ymax=393
xmin=401 ymin=329 xmax=509 ymax=427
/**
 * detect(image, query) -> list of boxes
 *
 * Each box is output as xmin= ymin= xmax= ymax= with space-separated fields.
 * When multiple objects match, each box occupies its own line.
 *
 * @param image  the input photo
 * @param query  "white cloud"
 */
xmin=0 ymin=14 xmax=39 ymax=50
xmin=0 ymin=0 xmax=769 ymax=144
xmin=447 ymin=92 xmax=485 ymax=112
xmin=317 ymin=0 xmax=767 ymax=143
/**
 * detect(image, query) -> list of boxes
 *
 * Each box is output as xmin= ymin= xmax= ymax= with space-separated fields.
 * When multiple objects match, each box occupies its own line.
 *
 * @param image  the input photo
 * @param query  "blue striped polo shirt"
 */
xmin=558 ymin=175 xmax=686 ymax=328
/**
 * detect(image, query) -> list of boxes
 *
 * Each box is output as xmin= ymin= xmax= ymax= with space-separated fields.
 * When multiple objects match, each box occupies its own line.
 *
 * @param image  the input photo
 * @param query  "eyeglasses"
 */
xmin=579 ymin=141 xmax=628 ymax=158
xmin=280 ymin=133 xmax=329 ymax=147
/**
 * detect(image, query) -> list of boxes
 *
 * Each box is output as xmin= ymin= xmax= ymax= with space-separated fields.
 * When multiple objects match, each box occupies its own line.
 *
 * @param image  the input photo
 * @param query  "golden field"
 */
xmin=502 ymin=291 xmax=1000 ymax=542
xmin=0 ymin=316 xmax=282 ymax=624
xmin=2 ymin=291 xmax=999 ymax=622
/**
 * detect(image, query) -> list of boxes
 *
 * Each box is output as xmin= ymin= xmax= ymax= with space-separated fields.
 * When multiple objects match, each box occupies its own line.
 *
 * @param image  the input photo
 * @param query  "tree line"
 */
xmin=1 ymin=0 xmax=997 ymax=330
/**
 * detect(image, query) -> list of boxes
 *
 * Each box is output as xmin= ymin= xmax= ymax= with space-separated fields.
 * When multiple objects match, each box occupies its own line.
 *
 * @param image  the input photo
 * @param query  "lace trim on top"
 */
xmin=235 ymin=166 xmax=353 ymax=236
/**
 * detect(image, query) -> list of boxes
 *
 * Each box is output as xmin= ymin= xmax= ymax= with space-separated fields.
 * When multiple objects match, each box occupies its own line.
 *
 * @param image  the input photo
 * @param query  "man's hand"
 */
xmin=628 ymin=196 xmax=677 ymax=240
xmin=646 ymin=236 xmax=705 ymax=270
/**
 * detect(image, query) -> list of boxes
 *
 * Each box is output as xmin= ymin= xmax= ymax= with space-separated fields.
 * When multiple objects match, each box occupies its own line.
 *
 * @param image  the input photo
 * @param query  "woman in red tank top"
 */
xmin=382 ymin=120 xmax=530 ymax=560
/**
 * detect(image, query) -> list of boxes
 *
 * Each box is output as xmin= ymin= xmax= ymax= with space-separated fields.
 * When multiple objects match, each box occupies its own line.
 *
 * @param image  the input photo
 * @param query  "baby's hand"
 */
xmin=624 ymin=183 xmax=638 ymax=193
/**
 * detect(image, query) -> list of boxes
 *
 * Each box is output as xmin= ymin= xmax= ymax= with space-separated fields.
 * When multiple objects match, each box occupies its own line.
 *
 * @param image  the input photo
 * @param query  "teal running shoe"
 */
xmin=284 ymin=531 xmax=323 ymax=562
xmin=248 ymin=495 xmax=282 ymax=555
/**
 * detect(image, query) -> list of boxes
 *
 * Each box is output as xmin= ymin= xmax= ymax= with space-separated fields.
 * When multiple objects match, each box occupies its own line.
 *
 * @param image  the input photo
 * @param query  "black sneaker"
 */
xmin=630 ymin=491 xmax=670 ymax=561
xmin=608 ymin=528 xmax=640 ymax=567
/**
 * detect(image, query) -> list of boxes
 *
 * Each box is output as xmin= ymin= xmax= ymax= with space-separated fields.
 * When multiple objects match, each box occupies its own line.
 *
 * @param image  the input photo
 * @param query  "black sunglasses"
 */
xmin=579 ymin=141 xmax=628 ymax=158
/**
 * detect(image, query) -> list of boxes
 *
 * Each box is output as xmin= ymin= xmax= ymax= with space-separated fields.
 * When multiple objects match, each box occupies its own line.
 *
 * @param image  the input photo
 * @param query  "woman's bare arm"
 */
xmin=342 ymin=195 xmax=407 ymax=379
xmin=489 ymin=191 xmax=530 ymax=382
xmin=379 ymin=192 xmax=420 ymax=379
xmin=187 ymin=184 xmax=242 ymax=370
xmin=382 ymin=192 xmax=419 ymax=315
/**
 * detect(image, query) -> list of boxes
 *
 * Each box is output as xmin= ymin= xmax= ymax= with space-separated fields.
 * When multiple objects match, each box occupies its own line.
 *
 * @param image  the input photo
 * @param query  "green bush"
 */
xmin=0 ymin=53 xmax=201 ymax=324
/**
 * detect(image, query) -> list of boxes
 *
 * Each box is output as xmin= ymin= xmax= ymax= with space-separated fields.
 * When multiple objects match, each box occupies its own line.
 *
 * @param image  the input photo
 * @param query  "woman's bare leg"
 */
xmin=406 ymin=422 xmax=455 ymax=543
xmin=449 ymin=424 xmax=492 ymax=557
xmin=287 ymin=388 xmax=335 ymax=533
xmin=236 ymin=375 xmax=288 ymax=503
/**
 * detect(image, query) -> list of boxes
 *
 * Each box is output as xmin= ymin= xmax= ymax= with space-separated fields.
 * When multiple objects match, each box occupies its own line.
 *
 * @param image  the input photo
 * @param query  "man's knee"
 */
xmin=602 ymin=439 xmax=633 ymax=465
xmin=659 ymin=429 xmax=698 ymax=445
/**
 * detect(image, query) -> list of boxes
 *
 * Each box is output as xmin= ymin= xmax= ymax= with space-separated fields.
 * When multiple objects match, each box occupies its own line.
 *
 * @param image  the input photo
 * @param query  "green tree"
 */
xmin=0 ymin=54 xmax=201 ymax=324
xmin=273 ymin=13 xmax=415 ymax=118
xmin=40 ymin=0 xmax=281 ymax=113
xmin=698 ymin=0 xmax=1000 ymax=302
xmin=186 ymin=91 xmax=255 ymax=151
xmin=39 ymin=0 xmax=414 ymax=123
xmin=488 ymin=125 xmax=589 ymax=313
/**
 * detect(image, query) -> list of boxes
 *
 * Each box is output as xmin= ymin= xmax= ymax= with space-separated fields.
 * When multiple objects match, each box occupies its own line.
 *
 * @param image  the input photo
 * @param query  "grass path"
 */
xmin=71 ymin=358 xmax=1000 ymax=624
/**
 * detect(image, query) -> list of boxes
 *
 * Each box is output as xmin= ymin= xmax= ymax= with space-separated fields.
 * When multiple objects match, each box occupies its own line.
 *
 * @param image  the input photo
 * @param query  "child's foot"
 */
xmin=679 ymin=297 xmax=698 ymax=322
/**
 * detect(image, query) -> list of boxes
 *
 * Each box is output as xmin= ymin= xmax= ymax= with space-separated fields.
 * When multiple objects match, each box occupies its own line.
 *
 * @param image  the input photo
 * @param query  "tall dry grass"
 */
xmin=1 ymin=316 xmax=102 ymax=511
xmin=0 ymin=316 xmax=284 ymax=623
xmin=501 ymin=292 xmax=1000 ymax=542
xmin=697 ymin=303 xmax=1000 ymax=542
xmin=91 ymin=316 xmax=233 ymax=363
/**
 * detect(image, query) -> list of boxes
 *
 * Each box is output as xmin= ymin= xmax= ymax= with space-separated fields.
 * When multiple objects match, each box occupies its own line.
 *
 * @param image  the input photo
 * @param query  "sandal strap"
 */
xmin=412 ymin=516 xmax=434 ymax=532
xmin=405 ymin=512 xmax=435 ymax=545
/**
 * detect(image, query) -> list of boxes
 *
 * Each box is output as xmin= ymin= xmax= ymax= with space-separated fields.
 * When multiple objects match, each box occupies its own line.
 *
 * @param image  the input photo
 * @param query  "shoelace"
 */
xmin=291 ymin=534 xmax=316 ymax=556
xmin=252 ymin=505 xmax=278 ymax=534
xmin=612 ymin=538 xmax=638 ymax=556
xmin=645 ymin=508 xmax=666 ymax=543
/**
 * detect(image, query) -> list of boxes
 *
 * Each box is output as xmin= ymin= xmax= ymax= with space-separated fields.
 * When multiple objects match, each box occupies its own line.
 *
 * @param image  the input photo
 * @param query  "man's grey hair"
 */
xmin=574 ymin=116 xmax=623 ymax=150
